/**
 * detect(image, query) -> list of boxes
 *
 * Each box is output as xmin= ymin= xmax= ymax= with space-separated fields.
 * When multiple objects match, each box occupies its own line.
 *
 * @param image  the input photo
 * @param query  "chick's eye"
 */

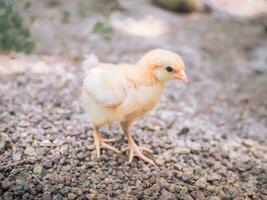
xmin=166 ymin=66 xmax=173 ymax=72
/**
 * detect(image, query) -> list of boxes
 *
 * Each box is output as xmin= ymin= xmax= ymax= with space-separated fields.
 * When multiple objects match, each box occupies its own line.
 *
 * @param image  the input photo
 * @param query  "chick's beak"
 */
xmin=174 ymin=70 xmax=188 ymax=83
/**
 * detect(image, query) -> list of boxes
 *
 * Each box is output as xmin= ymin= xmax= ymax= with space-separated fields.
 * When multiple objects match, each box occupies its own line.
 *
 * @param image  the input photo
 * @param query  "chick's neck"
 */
xmin=130 ymin=61 xmax=164 ymax=86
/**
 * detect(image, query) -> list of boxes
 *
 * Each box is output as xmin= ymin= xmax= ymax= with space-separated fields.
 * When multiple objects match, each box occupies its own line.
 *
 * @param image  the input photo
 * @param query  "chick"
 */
xmin=82 ymin=49 xmax=187 ymax=165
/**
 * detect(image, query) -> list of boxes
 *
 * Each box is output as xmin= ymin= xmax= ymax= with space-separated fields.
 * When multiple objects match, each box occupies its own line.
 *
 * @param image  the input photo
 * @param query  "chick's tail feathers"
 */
xmin=82 ymin=54 xmax=99 ymax=72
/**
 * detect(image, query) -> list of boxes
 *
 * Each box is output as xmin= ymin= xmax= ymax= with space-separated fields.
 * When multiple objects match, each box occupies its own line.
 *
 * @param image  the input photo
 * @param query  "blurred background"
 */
xmin=0 ymin=0 xmax=267 ymax=199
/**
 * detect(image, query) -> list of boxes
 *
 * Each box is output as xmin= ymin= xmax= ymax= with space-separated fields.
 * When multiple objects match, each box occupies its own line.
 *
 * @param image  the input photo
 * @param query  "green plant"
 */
xmin=61 ymin=10 xmax=70 ymax=23
xmin=92 ymin=20 xmax=113 ymax=39
xmin=0 ymin=0 xmax=35 ymax=53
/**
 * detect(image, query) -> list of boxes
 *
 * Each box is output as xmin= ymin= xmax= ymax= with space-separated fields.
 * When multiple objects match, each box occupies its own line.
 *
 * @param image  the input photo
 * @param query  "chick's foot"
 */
xmin=122 ymin=140 xmax=155 ymax=165
xmin=93 ymin=128 xmax=120 ymax=158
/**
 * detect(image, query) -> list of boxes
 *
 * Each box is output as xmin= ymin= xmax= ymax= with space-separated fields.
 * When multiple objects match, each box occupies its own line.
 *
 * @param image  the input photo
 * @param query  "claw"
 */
xmin=124 ymin=141 xmax=155 ymax=165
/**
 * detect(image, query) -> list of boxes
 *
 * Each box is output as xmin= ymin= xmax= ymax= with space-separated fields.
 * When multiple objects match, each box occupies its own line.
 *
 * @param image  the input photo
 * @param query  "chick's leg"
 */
xmin=120 ymin=122 xmax=155 ymax=165
xmin=93 ymin=125 xmax=120 ymax=158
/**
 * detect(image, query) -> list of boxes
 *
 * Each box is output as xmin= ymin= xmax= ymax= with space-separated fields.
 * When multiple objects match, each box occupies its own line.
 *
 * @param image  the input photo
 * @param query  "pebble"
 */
xmin=41 ymin=139 xmax=53 ymax=147
xmin=188 ymin=142 xmax=201 ymax=153
xmin=182 ymin=195 xmax=194 ymax=200
xmin=42 ymin=191 xmax=52 ymax=200
xmin=0 ymin=173 xmax=4 ymax=180
xmin=195 ymin=177 xmax=207 ymax=189
xmin=238 ymin=163 xmax=253 ymax=171
xmin=195 ymin=191 xmax=206 ymax=200
xmin=24 ymin=146 xmax=36 ymax=156
xmin=53 ymin=193 xmax=63 ymax=200
xmin=159 ymin=189 xmax=174 ymax=200
xmin=28 ymin=183 xmax=37 ymax=195
xmin=42 ymin=158 xmax=53 ymax=168
xmin=207 ymin=173 xmax=221 ymax=182
xmin=1 ymin=179 xmax=12 ymax=190
xmin=159 ymin=178 xmax=169 ymax=190
xmin=76 ymin=152 xmax=85 ymax=160
xmin=60 ymin=144 xmax=69 ymax=156
xmin=87 ymin=144 xmax=95 ymax=150
xmin=34 ymin=165 xmax=44 ymax=176
xmin=261 ymin=188 xmax=267 ymax=195
xmin=155 ymin=157 xmax=165 ymax=165
xmin=12 ymin=151 xmax=22 ymax=161
xmin=209 ymin=196 xmax=220 ymax=200
xmin=175 ymin=147 xmax=191 ymax=154
xmin=178 ymin=127 xmax=190 ymax=135
xmin=67 ymin=193 xmax=77 ymax=200
xmin=59 ymin=186 xmax=69 ymax=195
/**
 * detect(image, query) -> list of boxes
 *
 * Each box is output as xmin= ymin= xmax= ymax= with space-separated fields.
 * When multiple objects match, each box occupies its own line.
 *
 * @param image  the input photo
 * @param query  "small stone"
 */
xmin=233 ymin=197 xmax=241 ymax=200
xmin=42 ymin=191 xmax=52 ymax=200
xmin=209 ymin=196 xmax=220 ymax=200
xmin=182 ymin=195 xmax=194 ymax=200
xmin=53 ymin=193 xmax=63 ymax=200
xmin=12 ymin=151 xmax=22 ymax=161
xmin=24 ymin=146 xmax=36 ymax=156
xmin=195 ymin=191 xmax=206 ymax=200
xmin=42 ymin=158 xmax=53 ymax=168
xmin=181 ymin=174 xmax=191 ymax=182
xmin=178 ymin=127 xmax=190 ymax=135
xmin=159 ymin=178 xmax=169 ymax=189
xmin=207 ymin=173 xmax=221 ymax=182
xmin=242 ymin=140 xmax=253 ymax=147
xmin=187 ymin=142 xmax=201 ymax=153
xmin=195 ymin=177 xmax=207 ymax=189
xmin=238 ymin=163 xmax=253 ymax=171
xmin=67 ymin=193 xmax=77 ymax=200
xmin=28 ymin=183 xmax=37 ymax=195
xmin=18 ymin=121 xmax=30 ymax=127
xmin=0 ymin=140 xmax=6 ymax=151
xmin=183 ymin=167 xmax=193 ymax=175
xmin=207 ymin=186 xmax=215 ymax=192
xmin=261 ymin=188 xmax=267 ymax=195
xmin=87 ymin=193 xmax=97 ymax=199
xmin=1 ymin=179 xmax=12 ymax=190
xmin=87 ymin=144 xmax=95 ymax=150
xmin=175 ymin=147 xmax=190 ymax=154
xmin=85 ymin=161 xmax=96 ymax=169
xmin=155 ymin=157 xmax=165 ymax=166
xmin=60 ymin=144 xmax=69 ymax=156
xmin=159 ymin=189 xmax=174 ymax=200
xmin=0 ymin=173 xmax=4 ymax=180
xmin=162 ymin=151 xmax=173 ymax=162
xmin=76 ymin=152 xmax=85 ymax=160
xmin=34 ymin=165 xmax=44 ymax=176
xmin=60 ymin=186 xmax=69 ymax=195
xmin=16 ymin=171 xmax=30 ymax=190
xmin=41 ymin=139 xmax=53 ymax=147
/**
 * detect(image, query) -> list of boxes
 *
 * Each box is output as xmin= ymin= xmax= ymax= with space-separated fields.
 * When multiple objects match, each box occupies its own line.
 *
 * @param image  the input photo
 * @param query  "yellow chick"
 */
xmin=82 ymin=49 xmax=187 ymax=165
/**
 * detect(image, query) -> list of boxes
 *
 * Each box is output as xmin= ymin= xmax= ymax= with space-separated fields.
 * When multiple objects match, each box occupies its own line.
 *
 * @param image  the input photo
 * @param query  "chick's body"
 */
xmin=82 ymin=64 xmax=163 ymax=125
xmin=82 ymin=49 xmax=187 ymax=165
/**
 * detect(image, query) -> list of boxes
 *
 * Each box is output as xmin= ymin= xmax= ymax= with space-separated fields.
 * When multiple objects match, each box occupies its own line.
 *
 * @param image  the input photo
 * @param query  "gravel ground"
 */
xmin=0 ymin=0 xmax=267 ymax=199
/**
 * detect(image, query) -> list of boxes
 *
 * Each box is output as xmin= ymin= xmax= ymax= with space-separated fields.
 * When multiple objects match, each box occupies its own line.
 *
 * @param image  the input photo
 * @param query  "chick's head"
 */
xmin=139 ymin=49 xmax=187 ymax=83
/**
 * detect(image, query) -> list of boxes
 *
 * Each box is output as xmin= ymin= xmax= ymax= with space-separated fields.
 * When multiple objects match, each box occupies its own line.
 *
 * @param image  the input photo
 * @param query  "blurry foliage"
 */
xmin=61 ymin=10 xmax=70 ymax=23
xmin=0 ymin=0 xmax=35 ymax=54
xmin=78 ymin=0 xmax=123 ymax=17
xmin=152 ymin=0 xmax=197 ymax=13
xmin=48 ymin=0 xmax=60 ymax=7
xmin=92 ymin=20 xmax=113 ymax=39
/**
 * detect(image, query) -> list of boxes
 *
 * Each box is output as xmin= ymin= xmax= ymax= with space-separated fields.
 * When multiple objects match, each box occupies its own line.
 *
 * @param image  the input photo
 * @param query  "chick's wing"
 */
xmin=83 ymin=67 xmax=127 ymax=107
